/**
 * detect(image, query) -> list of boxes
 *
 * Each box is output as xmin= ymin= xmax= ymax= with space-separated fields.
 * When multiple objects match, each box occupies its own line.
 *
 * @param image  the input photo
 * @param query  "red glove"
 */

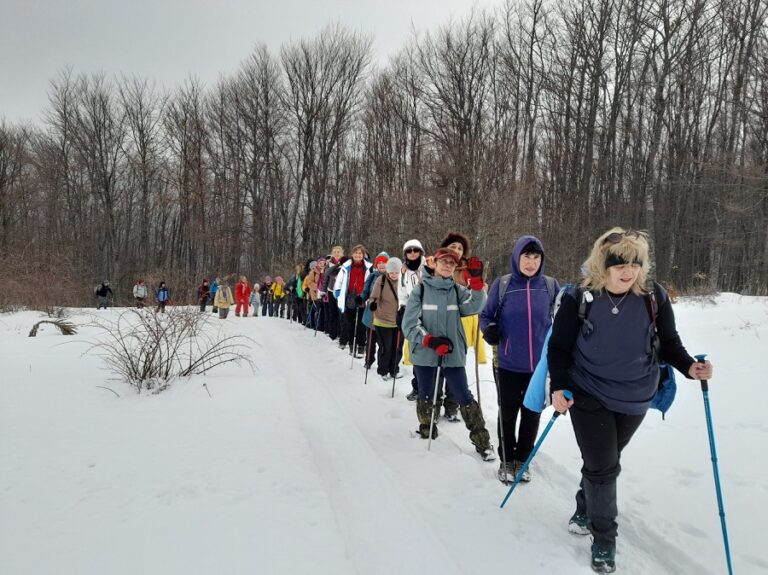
xmin=423 ymin=335 xmax=453 ymax=356
xmin=466 ymin=257 xmax=484 ymax=290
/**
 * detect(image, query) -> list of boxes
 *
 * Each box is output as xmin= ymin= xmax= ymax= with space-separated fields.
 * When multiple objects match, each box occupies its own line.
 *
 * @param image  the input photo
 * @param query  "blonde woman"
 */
xmin=548 ymin=228 xmax=714 ymax=573
xmin=214 ymin=280 xmax=234 ymax=319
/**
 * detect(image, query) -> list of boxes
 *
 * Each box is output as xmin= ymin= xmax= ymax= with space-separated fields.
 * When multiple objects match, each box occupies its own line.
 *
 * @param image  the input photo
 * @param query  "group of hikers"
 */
xmin=99 ymin=227 xmax=714 ymax=573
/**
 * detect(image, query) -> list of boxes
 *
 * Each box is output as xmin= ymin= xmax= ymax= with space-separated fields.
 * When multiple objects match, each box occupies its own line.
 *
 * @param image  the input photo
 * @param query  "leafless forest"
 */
xmin=1 ymin=0 xmax=766 ymax=306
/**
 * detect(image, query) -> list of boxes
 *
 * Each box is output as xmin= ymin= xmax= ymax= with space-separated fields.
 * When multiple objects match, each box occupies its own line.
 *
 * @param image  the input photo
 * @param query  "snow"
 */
xmin=1 ymin=294 xmax=766 ymax=574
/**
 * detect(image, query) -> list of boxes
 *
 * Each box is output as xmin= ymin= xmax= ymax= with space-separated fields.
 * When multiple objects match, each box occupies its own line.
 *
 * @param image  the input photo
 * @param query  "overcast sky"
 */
xmin=1 ymin=0 xmax=500 ymax=124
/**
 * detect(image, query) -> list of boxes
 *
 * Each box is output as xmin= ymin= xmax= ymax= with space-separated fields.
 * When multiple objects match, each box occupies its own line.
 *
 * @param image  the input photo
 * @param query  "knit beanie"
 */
xmin=374 ymin=252 xmax=390 ymax=267
xmin=386 ymin=257 xmax=403 ymax=274
xmin=402 ymin=239 xmax=424 ymax=254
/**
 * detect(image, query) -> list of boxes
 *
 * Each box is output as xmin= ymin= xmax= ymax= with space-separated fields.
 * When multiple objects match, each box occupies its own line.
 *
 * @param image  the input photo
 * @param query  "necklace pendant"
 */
xmin=611 ymin=306 xmax=619 ymax=315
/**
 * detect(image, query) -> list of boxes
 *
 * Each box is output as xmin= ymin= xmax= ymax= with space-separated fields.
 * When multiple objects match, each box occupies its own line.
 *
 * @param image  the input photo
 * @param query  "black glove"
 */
xmin=482 ymin=323 xmax=502 ymax=345
xmin=355 ymin=295 xmax=364 ymax=306
xmin=368 ymin=301 xmax=377 ymax=311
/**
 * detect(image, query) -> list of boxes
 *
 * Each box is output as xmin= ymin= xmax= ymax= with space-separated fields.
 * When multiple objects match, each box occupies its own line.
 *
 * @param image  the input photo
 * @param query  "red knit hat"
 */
xmin=433 ymin=248 xmax=461 ymax=264
xmin=374 ymin=254 xmax=389 ymax=267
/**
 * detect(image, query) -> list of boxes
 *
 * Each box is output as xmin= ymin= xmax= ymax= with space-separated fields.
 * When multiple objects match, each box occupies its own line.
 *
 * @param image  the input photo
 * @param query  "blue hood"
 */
xmin=510 ymin=235 xmax=545 ymax=279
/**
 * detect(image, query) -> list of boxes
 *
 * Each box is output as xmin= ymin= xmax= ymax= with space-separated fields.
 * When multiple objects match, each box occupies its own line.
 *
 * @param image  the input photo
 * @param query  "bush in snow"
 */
xmin=88 ymin=307 xmax=253 ymax=392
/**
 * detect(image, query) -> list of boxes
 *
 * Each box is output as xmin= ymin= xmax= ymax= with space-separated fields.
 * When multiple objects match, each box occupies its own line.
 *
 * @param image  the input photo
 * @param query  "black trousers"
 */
xmin=340 ymin=306 xmax=365 ymax=348
xmin=570 ymin=392 xmax=646 ymax=550
xmin=325 ymin=297 xmax=340 ymax=339
xmin=375 ymin=326 xmax=403 ymax=376
xmin=496 ymin=368 xmax=542 ymax=462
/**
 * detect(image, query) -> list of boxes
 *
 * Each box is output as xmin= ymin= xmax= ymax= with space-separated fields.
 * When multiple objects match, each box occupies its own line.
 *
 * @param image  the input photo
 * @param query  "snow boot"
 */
xmin=568 ymin=513 xmax=590 ymax=536
xmin=498 ymin=461 xmax=515 ymax=484
xmin=416 ymin=399 xmax=438 ymax=439
xmin=514 ymin=460 xmax=531 ymax=482
xmin=406 ymin=389 xmax=418 ymax=402
xmin=460 ymin=401 xmax=495 ymax=460
xmin=591 ymin=545 xmax=616 ymax=573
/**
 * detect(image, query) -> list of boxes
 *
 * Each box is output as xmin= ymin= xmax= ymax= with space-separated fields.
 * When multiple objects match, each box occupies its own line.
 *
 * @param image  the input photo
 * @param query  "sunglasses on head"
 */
xmin=603 ymin=230 xmax=641 ymax=245
xmin=405 ymin=247 xmax=422 ymax=254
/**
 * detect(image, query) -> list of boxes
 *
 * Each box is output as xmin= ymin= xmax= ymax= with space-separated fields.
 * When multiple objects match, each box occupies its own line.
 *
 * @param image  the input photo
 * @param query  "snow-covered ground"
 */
xmin=1 ymin=294 xmax=766 ymax=574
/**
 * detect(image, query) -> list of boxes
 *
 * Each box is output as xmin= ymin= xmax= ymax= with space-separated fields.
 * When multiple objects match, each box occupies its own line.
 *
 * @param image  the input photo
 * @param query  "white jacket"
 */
xmin=398 ymin=258 xmax=425 ymax=309
xmin=333 ymin=259 xmax=372 ymax=312
xmin=133 ymin=284 xmax=147 ymax=298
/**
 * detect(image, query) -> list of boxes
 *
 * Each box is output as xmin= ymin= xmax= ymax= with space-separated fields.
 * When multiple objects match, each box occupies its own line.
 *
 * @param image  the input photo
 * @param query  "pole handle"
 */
xmin=695 ymin=354 xmax=709 ymax=392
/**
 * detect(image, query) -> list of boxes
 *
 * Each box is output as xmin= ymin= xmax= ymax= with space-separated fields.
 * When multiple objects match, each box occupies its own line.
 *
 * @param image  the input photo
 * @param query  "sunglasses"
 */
xmin=405 ymin=248 xmax=422 ymax=254
xmin=603 ymin=230 xmax=642 ymax=244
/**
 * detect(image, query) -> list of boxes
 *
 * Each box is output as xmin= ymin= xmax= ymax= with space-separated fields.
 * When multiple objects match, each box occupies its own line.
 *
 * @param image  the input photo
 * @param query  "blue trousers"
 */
xmin=414 ymin=365 xmax=474 ymax=406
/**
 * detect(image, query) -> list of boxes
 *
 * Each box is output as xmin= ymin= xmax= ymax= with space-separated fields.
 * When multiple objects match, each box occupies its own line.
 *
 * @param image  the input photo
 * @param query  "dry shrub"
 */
xmin=0 ymin=252 xmax=84 ymax=310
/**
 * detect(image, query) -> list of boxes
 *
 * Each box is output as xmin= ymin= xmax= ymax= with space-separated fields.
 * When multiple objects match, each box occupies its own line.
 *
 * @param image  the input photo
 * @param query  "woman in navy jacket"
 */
xmin=480 ymin=236 xmax=558 ymax=484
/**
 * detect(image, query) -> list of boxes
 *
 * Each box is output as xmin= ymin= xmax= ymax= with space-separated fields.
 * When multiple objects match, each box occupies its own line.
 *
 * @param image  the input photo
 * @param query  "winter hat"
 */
xmin=374 ymin=252 xmax=390 ymax=267
xmin=402 ymin=239 xmax=424 ymax=254
xmin=309 ymin=261 xmax=317 ymax=270
xmin=440 ymin=231 xmax=470 ymax=256
xmin=265 ymin=275 xmax=272 ymax=283
xmin=521 ymin=241 xmax=544 ymax=256
xmin=386 ymin=257 xmax=403 ymax=274
xmin=316 ymin=256 xmax=327 ymax=264
xmin=275 ymin=276 xmax=284 ymax=283
xmin=433 ymin=248 xmax=461 ymax=264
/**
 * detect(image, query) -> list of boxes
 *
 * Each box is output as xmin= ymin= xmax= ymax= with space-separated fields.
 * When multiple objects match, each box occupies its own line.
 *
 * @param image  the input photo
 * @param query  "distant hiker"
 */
xmin=361 ymin=252 xmax=390 ymax=367
xmin=197 ymin=278 xmax=211 ymax=312
xmin=323 ymin=246 xmax=345 ymax=340
xmin=214 ymin=280 xmax=234 ymax=319
xmin=480 ymin=236 xmax=559 ymax=484
xmin=95 ymin=281 xmax=113 ymax=309
xmin=132 ymin=279 xmax=147 ymax=308
xmin=548 ymin=228 xmax=714 ymax=574
xmin=368 ymin=257 xmax=404 ymax=381
xmin=401 ymin=248 xmax=495 ymax=461
xmin=155 ymin=282 xmax=169 ymax=313
xmin=235 ymin=276 xmax=251 ymax=317
xmin=210 ymin=277 xmax=220 ymax=314
xmin=398 ymin=238 xmax=426 ymax=401
xmin=303 ymin=257 xmax=327 ymax=330
xmin=334 ymin=244 xmax=372 ymax=355
xmin=272 ymin=276 xmax=287 ymax=318
xmin=260 ymin=276 xmax=274 ymax=317
xmin=250 ymin=283 xmax=261 ymax=317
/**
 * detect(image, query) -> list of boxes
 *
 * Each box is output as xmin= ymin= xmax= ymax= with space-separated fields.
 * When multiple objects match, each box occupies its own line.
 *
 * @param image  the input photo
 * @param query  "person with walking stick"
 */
xmin=367 ymin=257 xmax=404 ymax=382
xmin=402 ymin=247 xmax=495 ymax=461
xmin=548 ymin=228 xmax=713 ymax=574
xmin=480 ymin=236 xmax=559 ymax=485
xmin=333 ymin=244 xmax=372 ymax=356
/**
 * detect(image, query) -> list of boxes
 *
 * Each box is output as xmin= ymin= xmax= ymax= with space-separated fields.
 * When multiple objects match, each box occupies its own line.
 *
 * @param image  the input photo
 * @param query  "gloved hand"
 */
xmin=466 ymin=257 xmax=484 ymax=290
xmin=423 ymin=335 xmax=453 ymax=356
xmin=354 ymin=295 xmax=364 ymax=306
xmin=368 ymin=301 xmax=378 ymax=311
xmin=482 ymin=323 xmax=501 ymax=345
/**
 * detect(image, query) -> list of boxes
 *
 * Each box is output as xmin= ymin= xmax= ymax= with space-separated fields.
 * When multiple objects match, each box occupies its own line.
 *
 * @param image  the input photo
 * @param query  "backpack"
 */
xmin=575 ymin=282 xmax=677 ymax=419
xmin=495 ymin=273 xmax=558 ymax=319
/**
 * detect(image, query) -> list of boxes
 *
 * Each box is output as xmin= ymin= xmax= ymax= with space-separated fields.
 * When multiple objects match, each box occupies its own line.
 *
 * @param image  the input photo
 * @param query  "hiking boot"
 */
xmin=480 ymin=448 xmax=496 ymax=462
xmin=381 ymin=374 xmax=392 ymax=382
xmin=444 ymin=411 xmax=461 ymax=423
xmin=514 ymin=460 xmax=531 ymax=482
xmin=406 ymin=390 xmax=418 ymax=401
xmin=338 ymin=341 xmax=347 ymax=350
xmin=591 ymin=545 xmax=616 ymax=573
xmin=497 ymin=461 xmax=515 ymax=484
xmin=568 ymin=513 xmax=590 ymax=536
xmin=417 ymin=423 xmax=438 ymax=439
xmin=392 ymin=371 xmax=404 ymax=379
xmin=459 ymin=401 xmax=493 ymax=456
xmin=356 ymin=344 xmax=366 ymax=356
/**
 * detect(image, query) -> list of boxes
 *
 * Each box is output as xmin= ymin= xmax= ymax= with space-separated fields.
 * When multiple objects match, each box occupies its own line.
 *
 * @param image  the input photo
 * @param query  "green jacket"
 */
xmin=402 ymin=269 xmax=487 ymax=368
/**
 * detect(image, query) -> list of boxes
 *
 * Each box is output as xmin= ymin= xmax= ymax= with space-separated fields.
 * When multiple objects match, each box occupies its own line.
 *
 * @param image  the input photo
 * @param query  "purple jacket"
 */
xmin=480 ymin=236 xmax=558 ymax=373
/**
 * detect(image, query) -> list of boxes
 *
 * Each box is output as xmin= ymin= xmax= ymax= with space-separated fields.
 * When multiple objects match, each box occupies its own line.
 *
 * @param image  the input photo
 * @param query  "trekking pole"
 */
xmin=427 ymin=355 xmax=445 ymax=451
xmin=314 ymin=303 xmax=323 ymax=337
xmin=391 ymin=329 xmax=402 ymax=398
xmin=363 ymin=324 xmax=375 ymax=385
xmin=350 ymin=305 xmax=361 ymax=368
xmin=474 ymin=319 xmax=481 ymax=403
xmin=695 ymin=354 xmax=733 ymax=575
xmin=492 ymin=347 xmax=509 ymax=481
xmin=500 ymin=390 xmax=573 ymax=508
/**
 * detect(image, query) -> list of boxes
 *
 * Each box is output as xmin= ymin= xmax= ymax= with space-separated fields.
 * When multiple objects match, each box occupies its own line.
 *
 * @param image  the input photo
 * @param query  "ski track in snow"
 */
xmin=1 ymin=296 xmax=766 ymax=574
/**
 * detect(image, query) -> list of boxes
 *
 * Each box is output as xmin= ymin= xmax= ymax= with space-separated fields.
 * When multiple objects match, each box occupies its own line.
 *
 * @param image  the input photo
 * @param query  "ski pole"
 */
xmin=391 ymin=329 xmax=402 ymax=398
xmin=364 ymin=324 xmax=375 ymax=385
xmin=474 ymin=318 xmax=481 ymax=403
xmin=492 ymin=346 xmax=508 ymax=480
xmin=314 ymin=303 xmax=323 ymax=337
xmin=500 ymin=390 xmax=573 ymax=508
xmin=350 ymin=305 xmax=361 ymax=368
xmin=427 ymin=355 xmax=445 ymax=451
xmin=695 ymin=354 xmax=733 ymax=575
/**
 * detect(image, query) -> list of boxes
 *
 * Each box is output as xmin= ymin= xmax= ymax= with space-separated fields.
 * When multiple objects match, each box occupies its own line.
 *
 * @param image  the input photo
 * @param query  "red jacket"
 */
xmin=235 ymin=281 xmax=252 ymax=303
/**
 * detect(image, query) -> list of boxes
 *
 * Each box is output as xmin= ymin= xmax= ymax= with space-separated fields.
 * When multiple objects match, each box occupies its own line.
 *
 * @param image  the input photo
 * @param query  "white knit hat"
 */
xmin=386 ymin=257 xmax=403 ymax=274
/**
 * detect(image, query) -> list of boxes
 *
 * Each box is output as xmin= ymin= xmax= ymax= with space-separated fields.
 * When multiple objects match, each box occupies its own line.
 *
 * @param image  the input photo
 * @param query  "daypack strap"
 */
xmin=494 ymin=273 xmax=557 ymax=321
